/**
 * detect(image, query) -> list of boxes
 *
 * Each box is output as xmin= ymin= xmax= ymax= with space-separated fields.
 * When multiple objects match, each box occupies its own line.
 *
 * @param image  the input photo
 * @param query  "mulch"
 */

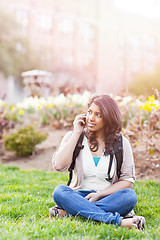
xmin=0 ymin=127 xmax=159 ymax=182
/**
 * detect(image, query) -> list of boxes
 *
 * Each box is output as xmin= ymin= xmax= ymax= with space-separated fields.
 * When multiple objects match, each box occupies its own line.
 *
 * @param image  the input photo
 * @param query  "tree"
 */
xmin=128 ymin=65 xmax=160 ymax=96
xmin=0 ymin=10 xmax=45 ymax=81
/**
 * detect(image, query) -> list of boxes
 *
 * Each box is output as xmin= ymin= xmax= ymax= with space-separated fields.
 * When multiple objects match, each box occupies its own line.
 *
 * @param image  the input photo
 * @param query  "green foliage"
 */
xmin=3 ymin=126 xmax=48 ymax=156
xmin=0 ymin=9 xmax=46 ymax=79
xmin=0 ymin=165 xmax=159 ymax=240
xmin=129 ymin=66 xmax=160 ymax=96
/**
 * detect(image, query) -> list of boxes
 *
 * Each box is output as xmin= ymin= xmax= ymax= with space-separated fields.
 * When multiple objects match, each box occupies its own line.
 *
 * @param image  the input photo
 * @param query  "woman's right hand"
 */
xmin=53 ymin=114 xmax=86 ymax=171
xmin=73 ymin=114 xmax=86 ymax=134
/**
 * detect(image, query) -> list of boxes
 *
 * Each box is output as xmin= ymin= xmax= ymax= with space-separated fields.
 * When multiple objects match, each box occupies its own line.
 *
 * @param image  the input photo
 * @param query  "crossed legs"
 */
xmin=53 ymin=185 xmax=137 ymax=226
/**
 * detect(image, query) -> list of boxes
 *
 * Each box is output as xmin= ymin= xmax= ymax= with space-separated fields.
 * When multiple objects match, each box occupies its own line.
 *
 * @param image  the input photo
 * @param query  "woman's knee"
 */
xmin=122 ymin=188 xmax=137 ymax=206
xmin=52 ymin=184 xmax=69 ymax=202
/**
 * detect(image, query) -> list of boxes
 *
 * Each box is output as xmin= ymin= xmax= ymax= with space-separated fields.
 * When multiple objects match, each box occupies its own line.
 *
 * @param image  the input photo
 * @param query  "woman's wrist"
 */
xmin=73 ymin=128 xmax=84 ymax=136
xmin=98 ymin=190 xmax=108 ymax=199
xmin=71 ymin=130 xmax=83 ymax=143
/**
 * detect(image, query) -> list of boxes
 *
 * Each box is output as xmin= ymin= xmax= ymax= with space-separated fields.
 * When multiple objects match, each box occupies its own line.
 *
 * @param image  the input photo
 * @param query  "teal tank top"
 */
xmin=93 ymin=156 xmax=100 ymax=167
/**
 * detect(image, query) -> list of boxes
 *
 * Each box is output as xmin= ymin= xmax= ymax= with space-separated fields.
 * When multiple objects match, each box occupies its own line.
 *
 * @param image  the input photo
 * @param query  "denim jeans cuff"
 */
xmin=118 ymin=216 xmax=123 ymax=226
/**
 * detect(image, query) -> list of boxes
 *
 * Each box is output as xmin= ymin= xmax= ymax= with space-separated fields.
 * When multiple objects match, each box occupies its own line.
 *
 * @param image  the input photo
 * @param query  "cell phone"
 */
xmin=80 ymin=115 xmax=86 ymax=126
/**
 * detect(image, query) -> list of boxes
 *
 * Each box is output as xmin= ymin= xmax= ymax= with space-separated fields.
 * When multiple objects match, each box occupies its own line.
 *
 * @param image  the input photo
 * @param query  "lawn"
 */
xmin=0 ymin=165 xmax=159 ymax=240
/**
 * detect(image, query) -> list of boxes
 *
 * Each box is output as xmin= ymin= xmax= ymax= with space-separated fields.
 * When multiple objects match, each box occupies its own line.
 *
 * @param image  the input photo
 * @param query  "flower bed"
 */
xmin=1 ymin=91 xmax=160 ymax=131
xmin=0 ymin=91 xmax=160 ymax=154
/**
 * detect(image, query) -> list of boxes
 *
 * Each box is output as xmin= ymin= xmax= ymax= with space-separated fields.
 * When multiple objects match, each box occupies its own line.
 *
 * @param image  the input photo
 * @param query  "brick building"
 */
xmin=1 ymin=0 xmax=160 ymax=96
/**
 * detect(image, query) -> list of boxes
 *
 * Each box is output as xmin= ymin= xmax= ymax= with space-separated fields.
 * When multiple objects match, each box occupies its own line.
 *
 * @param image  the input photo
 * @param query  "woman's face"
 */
xmin=86 ymin=102 xmax=105 ymax=133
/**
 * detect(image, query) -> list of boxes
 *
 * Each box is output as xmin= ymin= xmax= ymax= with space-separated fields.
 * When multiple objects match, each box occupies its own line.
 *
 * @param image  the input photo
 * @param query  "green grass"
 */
xmin=0 ymin=165 xmax=159 ymax=240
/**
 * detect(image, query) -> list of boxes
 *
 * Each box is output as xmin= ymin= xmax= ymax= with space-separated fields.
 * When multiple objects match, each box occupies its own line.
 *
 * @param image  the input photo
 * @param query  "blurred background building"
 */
xmin=0 ymin=0 xmax=160 ymax=102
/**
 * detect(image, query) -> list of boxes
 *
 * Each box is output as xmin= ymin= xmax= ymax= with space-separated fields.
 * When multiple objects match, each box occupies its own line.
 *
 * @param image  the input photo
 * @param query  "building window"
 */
xmin=61 ymin=54 xmax=74 ymax=67
xmin=59 ymin=17 xmax=74 ymax=34
xmin=145 ymin=35 xmax=155 ymax=50
xmin=16 ymin=9 xmax=29 ymax=28
xmin=80 ymin=23 xmax=95 ymax=44
xmin=118 ymin=32 xmax=126 ymax=47
xmin=36 ymin=13 xmax=53 ymax=33
xmin=131 ymin=61 xmax=141 ymax=73
xmin=119 ymin=60 xmax=125 ymax=75
xmin=81 ymin=52 xmax=93 ymax=68
xmin=128 ymin=34 xmax=141 ymax=50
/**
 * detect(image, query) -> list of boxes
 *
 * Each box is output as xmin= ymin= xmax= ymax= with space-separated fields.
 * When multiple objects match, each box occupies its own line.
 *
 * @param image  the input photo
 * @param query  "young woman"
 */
xmin=50 ymin=95 xmax=145 ymax=229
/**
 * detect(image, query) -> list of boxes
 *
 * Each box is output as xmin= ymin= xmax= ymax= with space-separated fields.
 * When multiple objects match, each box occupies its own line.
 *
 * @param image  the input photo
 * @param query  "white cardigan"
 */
xmin=52 ymin=131 xmax=136 ymax=191
xmin=78 ymin=135 xmax=115 ymax=191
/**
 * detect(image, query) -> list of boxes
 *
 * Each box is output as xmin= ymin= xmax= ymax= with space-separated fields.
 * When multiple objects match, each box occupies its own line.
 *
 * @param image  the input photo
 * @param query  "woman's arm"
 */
xmin=53 ymin=114 xmax=86 ymax=171
xmin=54 ymin=130 xmax=81 ymax=171
xmin=98 ymin=180 xmax=133 ymax=197
xmin=85 ymin=180 xmax=133 ymax=202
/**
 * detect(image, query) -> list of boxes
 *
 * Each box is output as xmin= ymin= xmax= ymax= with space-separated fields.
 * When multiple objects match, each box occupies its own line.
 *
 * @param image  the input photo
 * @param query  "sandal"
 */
xmin=49 ymin=206 xmax=59 ymax=218
xmin=132 ymin=216 xmax=146 ymax=230
xmin=125 ymin=209 xmax=135 ymax=218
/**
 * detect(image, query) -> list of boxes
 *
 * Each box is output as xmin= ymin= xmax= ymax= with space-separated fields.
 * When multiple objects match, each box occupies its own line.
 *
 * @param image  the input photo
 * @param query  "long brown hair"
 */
xmin=86 ymin=95 xmax=122 ymax=155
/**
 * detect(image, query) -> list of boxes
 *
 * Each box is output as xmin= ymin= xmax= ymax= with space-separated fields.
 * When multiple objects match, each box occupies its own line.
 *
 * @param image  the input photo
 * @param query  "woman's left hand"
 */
xmin=85 ymin=192 xmax=101 ymax=203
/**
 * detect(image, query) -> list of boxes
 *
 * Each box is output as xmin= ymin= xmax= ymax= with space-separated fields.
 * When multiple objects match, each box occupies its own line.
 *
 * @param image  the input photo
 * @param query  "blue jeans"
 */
xmin=53 ymin=185 xmax=137 ymax=226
